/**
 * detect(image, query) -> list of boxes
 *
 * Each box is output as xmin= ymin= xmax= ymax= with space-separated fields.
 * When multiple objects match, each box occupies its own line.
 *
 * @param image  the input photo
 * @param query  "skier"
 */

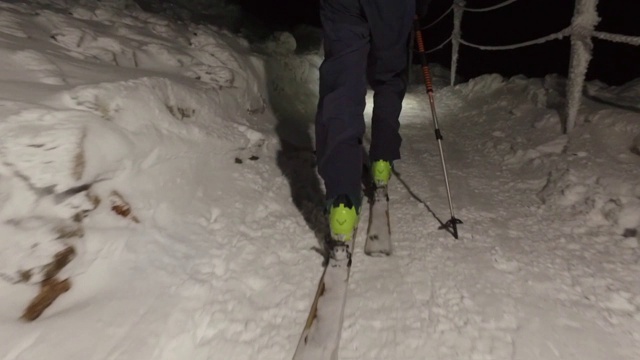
xmin=315 ymin=0 xmax=431 ymax=243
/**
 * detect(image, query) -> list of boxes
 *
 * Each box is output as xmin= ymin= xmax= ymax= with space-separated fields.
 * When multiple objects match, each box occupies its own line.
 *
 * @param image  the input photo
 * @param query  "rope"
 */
xmin=458 ymin=27 xmax=571 ymax=50
xmin=426 ymin=35 xmax=453 ymax=54
xmin=462 ymin=0 xmax=519 ymax=12
xmin=422 ymin=4 xmax=453 ymax=30
xmin=411 ymin=35 xmax=452 ymax=54
xmin=592 ymin=31 xmax=640 ymax=46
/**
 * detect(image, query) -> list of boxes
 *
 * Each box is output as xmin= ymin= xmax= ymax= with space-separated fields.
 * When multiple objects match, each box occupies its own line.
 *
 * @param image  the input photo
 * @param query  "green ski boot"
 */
xmin=372 ymin=160 xmax=392 ymax=188
xmin=329 ymin=194 xmax=359 ymax=242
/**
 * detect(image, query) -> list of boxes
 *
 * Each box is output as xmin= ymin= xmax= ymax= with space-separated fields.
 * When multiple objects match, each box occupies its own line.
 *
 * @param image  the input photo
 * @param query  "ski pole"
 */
xmin=413 ymin=15 xmax=463 ymax=239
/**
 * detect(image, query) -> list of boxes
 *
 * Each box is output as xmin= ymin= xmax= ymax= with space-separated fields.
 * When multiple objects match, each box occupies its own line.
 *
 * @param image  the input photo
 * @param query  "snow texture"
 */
xmin=0 ymin=1 xmax=638 ymax=360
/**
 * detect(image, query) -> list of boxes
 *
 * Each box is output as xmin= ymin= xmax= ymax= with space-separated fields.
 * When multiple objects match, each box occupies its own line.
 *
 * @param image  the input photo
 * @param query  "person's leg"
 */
xmin=315 ymin=0 xmax=370 ymax=208
xmin=362 ymin=0 xmax=414 ymax=181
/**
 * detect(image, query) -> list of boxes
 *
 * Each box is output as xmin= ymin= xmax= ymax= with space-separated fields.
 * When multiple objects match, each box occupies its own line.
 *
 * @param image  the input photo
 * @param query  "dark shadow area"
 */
xmin=391 ymin=168 xmax=441 ymax=224
xmin=417 ymin=0 xmax=640 ymax=86
xmin=275 ymin=136 xmax=329 ymax=259
xmin=272 ymin=100 xmax=377 ymax=262
xmin=133 ymin=0 xmax=279 ymax=42
xmin=392 ymin=168 xmax=461 ymax=239
xmin=137 ymin=0 xmax=639 ymax=86
xmin=259 ymin=56 xmax=328 ymax=260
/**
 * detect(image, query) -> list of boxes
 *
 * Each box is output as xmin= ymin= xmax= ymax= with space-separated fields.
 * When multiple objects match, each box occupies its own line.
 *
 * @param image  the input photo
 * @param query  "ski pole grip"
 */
xmin=413 ymin=16 xmax=434 ymax=94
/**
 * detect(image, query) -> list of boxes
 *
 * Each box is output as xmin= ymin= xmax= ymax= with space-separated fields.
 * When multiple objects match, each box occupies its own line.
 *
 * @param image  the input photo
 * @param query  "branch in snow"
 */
xmin=22 ymin=277 xmax=72 ymax=321
xmin=0 ymin=218 xmax=84 ymax=286
xmin=109 ymin=191 xmax=140 ymax=223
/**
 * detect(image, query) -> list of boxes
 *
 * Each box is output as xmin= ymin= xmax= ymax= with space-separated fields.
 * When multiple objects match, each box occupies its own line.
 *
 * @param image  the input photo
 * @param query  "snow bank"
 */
xmin=0 ymin=0 xmax=273 ymax=321
xmin=587 ymin=77 xmax=640 ymax=110
xmin=537 ymin=107 xmax=640 ymax=235
xmin=430 ymin=72 xmax=639 ymax=237
xmin=1 ymin=1 xmax=638 ymax=359
xmin=252 ymin=30 xmax=323 ymax=145
xmin=538 ymin=169 xmax=640 ymax=233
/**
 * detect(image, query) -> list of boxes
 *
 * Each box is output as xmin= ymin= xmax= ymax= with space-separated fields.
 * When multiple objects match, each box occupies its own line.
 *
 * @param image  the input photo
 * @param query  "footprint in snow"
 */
xmin=491 ymin=246 xmax=521 ymax=273
xmin=430 ymin=285 xmax=516 ymax=359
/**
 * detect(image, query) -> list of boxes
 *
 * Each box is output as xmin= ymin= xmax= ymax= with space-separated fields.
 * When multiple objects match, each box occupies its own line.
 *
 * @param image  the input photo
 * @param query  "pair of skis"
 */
xmin=292 ymin=185 xmax=391 ymax=360
xmin=292 ymin=15 xmax=464 ymax=360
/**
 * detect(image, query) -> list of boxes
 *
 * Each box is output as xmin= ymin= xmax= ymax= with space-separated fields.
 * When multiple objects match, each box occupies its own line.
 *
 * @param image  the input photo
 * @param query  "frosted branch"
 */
xmin=462 ymin=0 xmax=519 ymax=12
xmin=459 ymin=27 xmax=571 ymax=50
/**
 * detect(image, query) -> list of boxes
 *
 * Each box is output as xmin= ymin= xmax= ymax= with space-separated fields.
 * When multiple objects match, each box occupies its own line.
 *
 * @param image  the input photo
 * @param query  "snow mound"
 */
xmin=257 ymin=31 xmax=297 ymax=55
xmin=0 ymin=0 xmax=278 ymax=325
xmin=457 ymin=73 xmax=507 ymax=97
xmin=538 ymin=168 xmax=640 ymax=233
xmin=0 ymin=108 xmax=131 ymax=193
xmin=0 ymin=217 xmax=83 ymax=285
xmin=587 ymin=78 xmax=640 ymax=110
xmin=252 ymin=30 xmax=322 ymax=143
xmin=503 ymin=135 xmax=568 ymax=166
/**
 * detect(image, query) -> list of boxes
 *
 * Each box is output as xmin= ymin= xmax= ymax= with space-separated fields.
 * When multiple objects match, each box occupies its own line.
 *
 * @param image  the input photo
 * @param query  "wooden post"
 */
xmin=451 ymin=0 xmax=465 ymax=86
xmin=565 ymin=0 xmax=599 ymax=133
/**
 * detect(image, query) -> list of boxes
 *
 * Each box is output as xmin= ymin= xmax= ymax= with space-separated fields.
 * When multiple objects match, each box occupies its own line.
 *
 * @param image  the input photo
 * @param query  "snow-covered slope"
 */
xmin=0 ymin=1 xmax=311 ymax=357
xmin=0 ymin=1 xmax=638 ymax=360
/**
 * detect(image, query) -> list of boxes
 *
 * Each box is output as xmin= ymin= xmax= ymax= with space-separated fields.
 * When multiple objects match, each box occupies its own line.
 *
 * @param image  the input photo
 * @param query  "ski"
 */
xmin=364 ymin=186 xmax=392 ymax=256
xmin=292 ymin=239 xmax=355 ymax=360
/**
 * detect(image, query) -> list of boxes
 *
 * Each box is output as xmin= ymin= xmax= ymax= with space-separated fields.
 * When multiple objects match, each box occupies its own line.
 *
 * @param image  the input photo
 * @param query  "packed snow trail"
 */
xmin=0 ymin=2 xmax=638 ymax=360
xmin=337 ymin=79 xmax=640 ymax=359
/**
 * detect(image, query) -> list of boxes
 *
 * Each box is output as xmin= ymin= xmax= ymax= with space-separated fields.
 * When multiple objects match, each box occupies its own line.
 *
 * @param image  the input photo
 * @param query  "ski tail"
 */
xmin=364 ymin=186 xmax=392 ymax=256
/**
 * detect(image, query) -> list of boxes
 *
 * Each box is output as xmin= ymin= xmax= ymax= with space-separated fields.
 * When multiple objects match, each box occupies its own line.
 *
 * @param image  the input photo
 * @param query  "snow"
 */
xmin=0 ymin=1 xmax=638 ymax=359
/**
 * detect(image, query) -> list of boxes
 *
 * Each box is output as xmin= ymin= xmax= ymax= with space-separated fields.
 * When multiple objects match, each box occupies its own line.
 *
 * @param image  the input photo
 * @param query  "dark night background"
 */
xmin=230 ymin=0 xmax=640 ymax=86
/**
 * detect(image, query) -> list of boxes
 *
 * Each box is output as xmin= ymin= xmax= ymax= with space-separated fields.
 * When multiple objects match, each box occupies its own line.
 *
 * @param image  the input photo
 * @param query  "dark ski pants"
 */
xmin=315 ymin=0 xmax=415 ymax=204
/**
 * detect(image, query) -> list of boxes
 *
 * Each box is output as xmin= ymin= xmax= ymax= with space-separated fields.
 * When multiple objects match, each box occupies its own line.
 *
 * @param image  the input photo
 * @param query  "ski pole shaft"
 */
xmin=413 ymin=16 xmax=462 ymax=238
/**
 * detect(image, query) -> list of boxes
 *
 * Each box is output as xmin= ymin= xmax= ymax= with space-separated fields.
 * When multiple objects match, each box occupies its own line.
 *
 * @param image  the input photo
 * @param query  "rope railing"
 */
xmin=421 ymin=16 xmax=640 ymax=53
xmin=416 ymin=0 xmax=638 ymax=134
xmin=592 ymin=31 xmax=640 ymax=46
xmin=424 ymin=35 xmax=453 ymax=54
xmin=461 ymin=0 xmax=519 ymax=12
xmin=422 ymin=4 xmax=453 ymax=30
xmin=458 ymin=27 xmax=572 ymax=50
